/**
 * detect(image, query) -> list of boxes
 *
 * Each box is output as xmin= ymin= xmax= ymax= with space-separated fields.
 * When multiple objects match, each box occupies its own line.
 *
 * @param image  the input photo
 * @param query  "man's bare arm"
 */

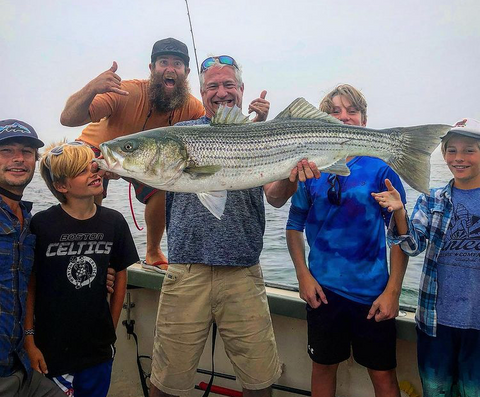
xmin=60 ymin=61 xmax=128 ymax=127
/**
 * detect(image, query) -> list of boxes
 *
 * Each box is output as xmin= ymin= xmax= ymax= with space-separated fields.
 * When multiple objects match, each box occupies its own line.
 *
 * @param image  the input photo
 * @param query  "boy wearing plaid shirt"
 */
xmin=373 ymin=118 xmax=480 ymax=397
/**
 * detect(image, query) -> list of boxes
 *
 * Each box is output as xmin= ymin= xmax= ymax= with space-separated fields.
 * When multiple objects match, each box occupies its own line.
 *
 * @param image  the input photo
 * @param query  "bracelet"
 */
xmin=24 ymin=328 xmax=35 ymax=336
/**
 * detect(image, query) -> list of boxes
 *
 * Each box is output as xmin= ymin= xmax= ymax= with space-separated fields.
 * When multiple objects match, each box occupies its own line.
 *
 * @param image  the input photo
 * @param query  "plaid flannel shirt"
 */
xmin=387 ymin=180 xmax=454 ymax=337
xmin=0 ymin=198 xmax=35 ymax=377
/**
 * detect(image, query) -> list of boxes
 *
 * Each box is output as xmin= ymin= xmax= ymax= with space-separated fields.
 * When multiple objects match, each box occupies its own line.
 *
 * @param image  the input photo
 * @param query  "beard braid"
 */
xmin=148 ymin=72 xmax=190 ymax=113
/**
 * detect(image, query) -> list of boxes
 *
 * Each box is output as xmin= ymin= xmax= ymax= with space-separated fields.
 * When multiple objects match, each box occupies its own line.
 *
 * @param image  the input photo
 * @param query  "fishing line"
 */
xmin=184 ymin=0 xmax=200 ymax=78
xmin=129 ymin=182 xmax=144 ymax=231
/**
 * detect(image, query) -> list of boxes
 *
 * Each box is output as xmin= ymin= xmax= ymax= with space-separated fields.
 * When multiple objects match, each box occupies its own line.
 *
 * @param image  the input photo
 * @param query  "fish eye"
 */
xmin=123 ymin=141 xmax=137 ymax=152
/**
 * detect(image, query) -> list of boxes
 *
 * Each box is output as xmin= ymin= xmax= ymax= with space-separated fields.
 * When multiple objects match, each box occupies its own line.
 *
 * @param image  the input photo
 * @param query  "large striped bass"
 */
xmin=96 ymin=98 xmax=451 ymax=218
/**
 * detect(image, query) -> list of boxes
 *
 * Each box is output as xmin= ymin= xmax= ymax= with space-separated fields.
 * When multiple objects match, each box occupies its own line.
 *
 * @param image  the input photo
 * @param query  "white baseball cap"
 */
xmin=442 ymin=118 xmax=480 ymax=140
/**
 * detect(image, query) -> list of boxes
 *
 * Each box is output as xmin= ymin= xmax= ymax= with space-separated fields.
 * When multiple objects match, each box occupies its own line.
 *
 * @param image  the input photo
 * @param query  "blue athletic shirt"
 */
xmin=286 ymin=156 xmax=406 ymax=304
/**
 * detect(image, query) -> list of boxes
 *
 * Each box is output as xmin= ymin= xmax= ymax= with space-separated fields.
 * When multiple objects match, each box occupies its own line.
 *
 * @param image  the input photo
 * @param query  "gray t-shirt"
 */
xmin=436 ymin=186 xmax=480 ymax=330
xmin=166 ymin=116 xmax=265 ymax=266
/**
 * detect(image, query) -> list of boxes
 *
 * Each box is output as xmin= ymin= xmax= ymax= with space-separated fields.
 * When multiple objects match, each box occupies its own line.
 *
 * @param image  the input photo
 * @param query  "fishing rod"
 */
xmin=184 ymin=0 xmax=200 ymax=78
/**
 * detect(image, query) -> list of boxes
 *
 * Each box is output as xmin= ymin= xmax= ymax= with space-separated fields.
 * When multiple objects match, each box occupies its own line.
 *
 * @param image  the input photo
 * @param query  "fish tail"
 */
xmin=387 ymin=124 xmax=451 ymax=194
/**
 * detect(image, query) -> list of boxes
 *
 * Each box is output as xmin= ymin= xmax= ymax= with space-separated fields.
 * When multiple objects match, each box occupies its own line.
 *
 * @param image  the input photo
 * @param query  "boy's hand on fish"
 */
xmin=102 ymin=171 xmax=121 ymax=180
xmin=289 ymin=159 xmax=321 ymax=183
xmin=92 ymin=159 xmax=120 ymax=180
xmin=298 ymin=272 xmax=328 ymax=308
xmin=371 ymin=179 xmax=403 ymax=212
xmin=248 ymin=90 xmax=269 ymax=122
xmin=88 ymin=61 xmax=129 ymax=97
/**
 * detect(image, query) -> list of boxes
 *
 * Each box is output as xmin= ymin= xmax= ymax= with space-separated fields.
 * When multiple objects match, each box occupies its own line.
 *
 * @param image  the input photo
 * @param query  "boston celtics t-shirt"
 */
xmin=30 ymin=205 xmax=139 ymax=376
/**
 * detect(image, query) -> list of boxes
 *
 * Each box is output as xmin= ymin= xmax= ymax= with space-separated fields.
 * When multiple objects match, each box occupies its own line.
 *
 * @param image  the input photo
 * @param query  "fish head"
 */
xmin=98 ymin=131 xmax=188 ymax=187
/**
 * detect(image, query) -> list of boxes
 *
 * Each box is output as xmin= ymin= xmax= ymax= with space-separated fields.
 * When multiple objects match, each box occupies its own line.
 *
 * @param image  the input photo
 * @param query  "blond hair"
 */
xmin=319 ymin=84 xmax=368 ymax=124
xmin=40 ymin=141 xmax=94 ymax=203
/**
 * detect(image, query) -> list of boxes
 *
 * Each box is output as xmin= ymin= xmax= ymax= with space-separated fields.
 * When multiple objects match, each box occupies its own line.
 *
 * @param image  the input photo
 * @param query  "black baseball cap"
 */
xmin=0 ymin=119 xmax=44 ymax=148
xmin=151 ymin=38 xmax=190 ymax=66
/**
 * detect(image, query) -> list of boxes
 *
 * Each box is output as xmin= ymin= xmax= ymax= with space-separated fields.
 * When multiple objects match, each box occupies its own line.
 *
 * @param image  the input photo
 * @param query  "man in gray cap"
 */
xmin=0 ymin=119 xmax=64 ymax=397
xmin=60 ymin=38 xmax=205 ymax=269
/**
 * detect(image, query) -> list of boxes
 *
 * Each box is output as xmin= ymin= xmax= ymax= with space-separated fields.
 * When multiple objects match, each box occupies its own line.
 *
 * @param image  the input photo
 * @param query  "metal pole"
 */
xmin=184 ymin=0 xmax=200 ymax=78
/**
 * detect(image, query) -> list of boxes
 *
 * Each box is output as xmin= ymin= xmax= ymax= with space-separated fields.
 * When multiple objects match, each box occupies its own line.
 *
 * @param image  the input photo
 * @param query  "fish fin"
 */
xmin=320 ymin=159 xmax=351 ymax=176
xmin=197 ymin=191 xmax=227 ymax=219
xmin=275 ymin=98 xmax=344 ymax=124
xmin=211 ymin=105 xmax=251 ymax=125
xmin=386 ymin=124 xmax=452 ymax=194
xmin=184 ymin=165 xmax=222 ymax=179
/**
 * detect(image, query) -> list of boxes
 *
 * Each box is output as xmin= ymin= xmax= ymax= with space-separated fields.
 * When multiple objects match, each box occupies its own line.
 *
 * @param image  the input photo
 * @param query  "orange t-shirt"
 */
xmin=77 ymin=79 xmax=205 ymax=148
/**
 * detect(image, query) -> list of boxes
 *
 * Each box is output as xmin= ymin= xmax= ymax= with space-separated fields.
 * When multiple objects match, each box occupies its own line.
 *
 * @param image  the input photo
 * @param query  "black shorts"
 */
xmin=306 ymin=287 xmax=397 ymax=371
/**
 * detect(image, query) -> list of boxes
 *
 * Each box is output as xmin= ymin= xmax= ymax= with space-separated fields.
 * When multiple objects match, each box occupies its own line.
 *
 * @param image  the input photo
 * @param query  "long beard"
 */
xmin=148 ymin=72 xmax=190 ymax=113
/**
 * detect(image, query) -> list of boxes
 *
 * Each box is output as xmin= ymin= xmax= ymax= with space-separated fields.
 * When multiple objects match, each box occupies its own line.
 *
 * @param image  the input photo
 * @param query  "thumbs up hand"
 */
xmin=89 ymin=61 xmax=129 ymax=96
xmin=249 ymin=90 xmax=269 ymax=122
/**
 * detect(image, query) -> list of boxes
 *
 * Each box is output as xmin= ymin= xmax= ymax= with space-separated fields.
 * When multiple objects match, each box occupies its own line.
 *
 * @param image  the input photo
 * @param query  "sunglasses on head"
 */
xmin=45 ymin=141 xmax=87 ymax=180
xmin=49 ymin=141 xmax=86 ymax=156
xmin=327 ymin=174 xmax=342 ymax=206
xmin=200 ymin=55 xmax=239 ymax=73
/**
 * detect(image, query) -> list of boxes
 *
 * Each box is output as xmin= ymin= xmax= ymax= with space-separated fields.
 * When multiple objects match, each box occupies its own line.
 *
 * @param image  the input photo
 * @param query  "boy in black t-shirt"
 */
xmin=24 ymin=141 xmax=139 ymax=397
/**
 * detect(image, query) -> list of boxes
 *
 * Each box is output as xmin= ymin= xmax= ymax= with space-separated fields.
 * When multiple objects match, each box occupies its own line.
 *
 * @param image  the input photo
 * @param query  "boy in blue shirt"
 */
xmin=283 ymin=85 xmax=408 ymax=397
xmin=24 ymin=141 xmax=139 ymax=397
xmin=372 ymin=118 xmax=480 ymax=397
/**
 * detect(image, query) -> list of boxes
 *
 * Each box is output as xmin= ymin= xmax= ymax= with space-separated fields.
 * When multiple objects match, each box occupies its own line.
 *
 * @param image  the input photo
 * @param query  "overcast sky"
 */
xmin=2 ymin=0 xmax=479 ymax=144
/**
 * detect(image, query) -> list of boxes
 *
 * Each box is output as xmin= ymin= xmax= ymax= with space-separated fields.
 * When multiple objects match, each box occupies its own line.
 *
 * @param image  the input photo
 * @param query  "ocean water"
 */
xmin=24 ymin=149 xmax=451 ymax=310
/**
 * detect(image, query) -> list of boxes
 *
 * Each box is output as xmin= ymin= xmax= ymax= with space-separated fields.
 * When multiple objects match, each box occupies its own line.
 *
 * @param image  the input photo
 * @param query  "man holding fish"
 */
xmin=93 ymin=51 xmax=449 ymax=395
xmin=147 ymin=55 xmax=281 ymax=397
xmin=60 ymin=37 xmax=205 ymax=270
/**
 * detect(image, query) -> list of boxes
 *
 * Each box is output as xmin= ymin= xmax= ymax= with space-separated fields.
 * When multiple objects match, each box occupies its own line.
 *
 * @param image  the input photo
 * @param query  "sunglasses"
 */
xmin=327 ymin=174 xmax=342 ymax=206
xmin=200 ymin=55 xmax=239 ymax=73
xmin=49 ymin=141 xmax=86 ymax=156
xmin=45 ymin=141 xmax=87 ymax=179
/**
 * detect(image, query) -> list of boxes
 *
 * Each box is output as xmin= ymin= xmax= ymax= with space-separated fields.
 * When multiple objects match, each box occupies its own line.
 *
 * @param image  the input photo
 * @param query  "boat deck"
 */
xmin=108 ymin=263 xmax=421 ymax=397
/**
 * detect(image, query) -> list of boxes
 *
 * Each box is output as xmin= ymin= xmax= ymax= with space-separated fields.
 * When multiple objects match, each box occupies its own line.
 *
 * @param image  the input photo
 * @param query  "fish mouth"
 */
xmin=98 ymin=144 xmax=123 ymax=172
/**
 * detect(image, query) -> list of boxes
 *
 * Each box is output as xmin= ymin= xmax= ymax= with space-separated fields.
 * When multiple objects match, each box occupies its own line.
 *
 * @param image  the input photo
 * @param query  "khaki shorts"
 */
xmin=150 ymin=264 xmax=282 ymax=396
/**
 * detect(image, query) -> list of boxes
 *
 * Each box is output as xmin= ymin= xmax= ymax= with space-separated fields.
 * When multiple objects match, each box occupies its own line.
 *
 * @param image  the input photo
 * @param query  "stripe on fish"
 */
xmin=97 ymin=98 xmax=451 ymax=218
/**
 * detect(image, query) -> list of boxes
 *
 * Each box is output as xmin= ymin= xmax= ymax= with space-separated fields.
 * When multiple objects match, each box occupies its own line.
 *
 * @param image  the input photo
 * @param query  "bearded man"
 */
xmin=60 ymin=38 xmax=205 ymax=268
xmin=0 ymin=119 xmax=65 ymax=397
